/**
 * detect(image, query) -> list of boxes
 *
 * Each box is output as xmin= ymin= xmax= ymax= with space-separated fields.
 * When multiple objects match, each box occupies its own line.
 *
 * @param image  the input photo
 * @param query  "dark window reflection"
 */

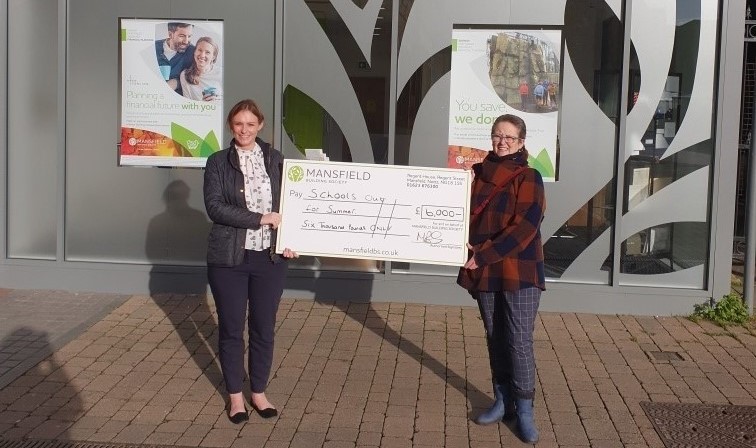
xmin=394 ymin=46 xmax=451 ymax=166
xmin=622 ymin=222 xmax=708 ymax=274
xmin=287 ymin=0 xmax=392 ymax=164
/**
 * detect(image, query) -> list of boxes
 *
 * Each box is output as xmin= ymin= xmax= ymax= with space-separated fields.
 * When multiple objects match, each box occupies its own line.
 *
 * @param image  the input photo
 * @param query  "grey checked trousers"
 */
xmin=475 ymin=287 xmax=541 ymax=399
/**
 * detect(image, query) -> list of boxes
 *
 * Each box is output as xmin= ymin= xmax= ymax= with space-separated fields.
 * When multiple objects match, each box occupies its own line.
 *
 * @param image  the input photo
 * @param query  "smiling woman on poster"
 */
xmin=179 ymin=36 xmax=222 ymax=101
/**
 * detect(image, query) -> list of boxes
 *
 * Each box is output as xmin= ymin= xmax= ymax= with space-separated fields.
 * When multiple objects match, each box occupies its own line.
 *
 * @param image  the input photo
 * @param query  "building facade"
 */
xmin=0 ymin=0 xmax=745 ymax=314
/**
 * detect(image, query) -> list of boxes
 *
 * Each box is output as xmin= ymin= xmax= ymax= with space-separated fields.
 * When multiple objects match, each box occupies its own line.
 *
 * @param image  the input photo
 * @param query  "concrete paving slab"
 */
xmin=0 ymin=289 xmax=128 ymax=389
xmin=0 ymin=289 xmax=754 ymax=447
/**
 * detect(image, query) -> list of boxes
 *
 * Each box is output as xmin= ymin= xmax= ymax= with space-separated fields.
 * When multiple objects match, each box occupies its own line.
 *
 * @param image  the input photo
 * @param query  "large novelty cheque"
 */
xmin=276 ymin=160 xmax=472 ymax=266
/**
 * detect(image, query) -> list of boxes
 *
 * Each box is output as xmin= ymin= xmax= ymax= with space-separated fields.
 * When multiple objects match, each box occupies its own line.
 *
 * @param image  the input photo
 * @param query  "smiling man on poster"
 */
xmin=155 ymin=22 xmax=195 ymax=95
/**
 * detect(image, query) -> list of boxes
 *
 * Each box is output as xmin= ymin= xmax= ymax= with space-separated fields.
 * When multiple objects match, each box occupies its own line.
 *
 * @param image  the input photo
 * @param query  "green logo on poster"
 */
xmin=287 ymin=166 xmax=304 ymax=182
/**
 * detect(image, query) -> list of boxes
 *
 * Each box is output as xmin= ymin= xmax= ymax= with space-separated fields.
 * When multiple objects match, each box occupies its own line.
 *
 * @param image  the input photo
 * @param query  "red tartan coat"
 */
xmin=457 ymin=150 xmax=546 ymax=292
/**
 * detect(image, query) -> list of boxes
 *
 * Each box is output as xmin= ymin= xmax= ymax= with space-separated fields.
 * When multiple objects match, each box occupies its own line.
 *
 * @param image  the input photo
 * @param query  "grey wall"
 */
xmin=0 ymin=0 xmax=742 ymax=315
xmin=7 ymin=0 xmax=58 ymax=259
xmin=65 ymin=0 xmax=275 ymax=265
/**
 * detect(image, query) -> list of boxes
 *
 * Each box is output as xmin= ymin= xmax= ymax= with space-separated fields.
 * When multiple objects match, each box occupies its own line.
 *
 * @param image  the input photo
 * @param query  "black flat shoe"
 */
xmin=228 ymin=409 xmax=249 ymax=424
xmin=251 ymin=403 xmax=278 ymax=419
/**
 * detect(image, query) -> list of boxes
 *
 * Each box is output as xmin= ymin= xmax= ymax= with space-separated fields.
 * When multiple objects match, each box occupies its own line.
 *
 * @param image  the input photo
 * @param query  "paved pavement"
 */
xmin=0 ymin=288 xmax=755 ymax=447
xmin=0 ymin=289 xmax=128 ymax=389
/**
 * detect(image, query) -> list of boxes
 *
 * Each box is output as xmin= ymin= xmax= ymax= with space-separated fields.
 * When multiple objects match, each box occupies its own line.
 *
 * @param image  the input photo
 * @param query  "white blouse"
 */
xmin=237 ymin=144 xmax=273 ymax=250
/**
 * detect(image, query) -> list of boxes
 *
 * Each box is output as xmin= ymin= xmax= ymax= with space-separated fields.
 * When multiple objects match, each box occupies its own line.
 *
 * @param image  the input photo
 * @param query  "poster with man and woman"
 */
xmin=448 ymin=27 xmax=561 ymax=181
xmin=119 ymin=19 xmax=224 ymax=167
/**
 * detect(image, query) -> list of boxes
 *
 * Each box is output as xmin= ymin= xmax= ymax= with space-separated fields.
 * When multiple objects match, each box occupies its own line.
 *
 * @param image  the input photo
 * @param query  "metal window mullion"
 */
xmin=384 ymin=0 xmax=400 ymax=279
xmin=57 ymin=0 xmax=67 ymax=262
xmin=274 ymin=0 xmax=284 ymax=149
xmin=388 ymin=0 xmax=398 ymax=168
xmin=1 ymin=0 xmax=7 ymax=261
xmin=714 ymin=0 xmax=737 ymax=301
xmin=611 ymin=0 xmax=633 ymax=286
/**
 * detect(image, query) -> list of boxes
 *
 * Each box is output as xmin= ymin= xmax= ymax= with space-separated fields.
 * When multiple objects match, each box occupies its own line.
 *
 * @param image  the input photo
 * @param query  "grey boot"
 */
xmin=474 ymin=383 xmax=516 ymax=425
xmin=515 ymin=398 xmax=539 ymax=443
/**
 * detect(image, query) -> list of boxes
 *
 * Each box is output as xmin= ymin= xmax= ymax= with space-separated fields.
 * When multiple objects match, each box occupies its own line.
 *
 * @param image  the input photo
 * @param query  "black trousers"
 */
xmin=208 ymin=250 xmax=287 ymax=394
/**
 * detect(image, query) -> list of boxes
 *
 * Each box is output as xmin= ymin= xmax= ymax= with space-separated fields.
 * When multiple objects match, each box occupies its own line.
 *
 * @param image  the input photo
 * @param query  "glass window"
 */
xmin=281 ymin=0 xmax=392 ymax=272
xmin=391 ymin=0 xmax=621 ymax=282
xmin=619 ymin=0 xmax=718 ymax=288
xmin=7 ymin=0 xmax=58 ymax=259
xmin=542 ymin=0 xmax=624 ymax=283
xmin=392 ymin=0 xmax=452 ymax=277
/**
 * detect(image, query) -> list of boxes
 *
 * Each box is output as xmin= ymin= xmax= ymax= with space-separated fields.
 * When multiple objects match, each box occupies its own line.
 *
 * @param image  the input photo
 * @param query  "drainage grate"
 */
xmin=641 ymin=401 xmax=756 ymax=447
xmin=0 ymin=442 xmax=196 ymax=448
xmin=647 ymin=350 xmax=685 ymax=362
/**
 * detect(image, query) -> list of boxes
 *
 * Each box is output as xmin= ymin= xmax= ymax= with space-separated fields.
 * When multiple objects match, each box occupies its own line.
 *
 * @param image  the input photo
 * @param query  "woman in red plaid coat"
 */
xmin=457 ymin=114 xmax=545 ymax=443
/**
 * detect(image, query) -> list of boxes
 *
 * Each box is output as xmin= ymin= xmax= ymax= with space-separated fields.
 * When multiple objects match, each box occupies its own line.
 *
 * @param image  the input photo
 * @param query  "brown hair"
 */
xmin=491 ymin=114 xmax=527 ymax=139
xmin=227 ymin=99 xmax=265 ymax=129
xmin=185 ymin=37 xmax=219 ymax=85
xmin=167 ymin=22 xmax=192 ymax=32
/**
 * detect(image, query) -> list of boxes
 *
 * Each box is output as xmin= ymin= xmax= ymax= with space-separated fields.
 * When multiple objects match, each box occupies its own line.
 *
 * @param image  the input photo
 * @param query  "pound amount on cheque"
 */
xmin=415 ymin=205 xmax=465 ymax=221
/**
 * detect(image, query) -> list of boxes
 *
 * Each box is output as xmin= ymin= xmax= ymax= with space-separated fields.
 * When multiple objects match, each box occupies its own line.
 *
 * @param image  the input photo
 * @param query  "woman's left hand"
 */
xmin=463 ymin=243 xmax=479 ymax=270
xmin=282 ymin=248 xmax=299 ymax=259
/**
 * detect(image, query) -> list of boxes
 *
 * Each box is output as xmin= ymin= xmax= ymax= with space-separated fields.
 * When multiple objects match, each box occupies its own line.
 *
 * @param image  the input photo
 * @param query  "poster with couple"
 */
xmin=448 ymin=27 xmax=561 ymax=182
xmin=119 ymin=19 xmax=224 ymax=167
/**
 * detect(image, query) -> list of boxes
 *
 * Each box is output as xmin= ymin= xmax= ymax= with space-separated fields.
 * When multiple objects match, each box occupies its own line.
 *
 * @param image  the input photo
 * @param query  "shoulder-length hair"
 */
xmin=227 ymin=99 xmax=265 ymax=129
xmin=185 ymin=36 xmax=218 ymax=85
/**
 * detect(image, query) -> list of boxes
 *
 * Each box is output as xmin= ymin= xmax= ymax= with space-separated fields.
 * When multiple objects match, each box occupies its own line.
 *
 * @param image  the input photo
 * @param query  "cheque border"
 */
xmin=276 ymin=159 xmax=472 ymax=267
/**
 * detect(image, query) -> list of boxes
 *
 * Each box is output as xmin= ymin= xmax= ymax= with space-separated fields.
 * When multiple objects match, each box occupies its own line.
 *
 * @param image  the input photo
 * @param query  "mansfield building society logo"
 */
xmin=287 ymin=165 xmax=372 ymax=184
xmin=287 ymin=165 xmax=304 ymax=182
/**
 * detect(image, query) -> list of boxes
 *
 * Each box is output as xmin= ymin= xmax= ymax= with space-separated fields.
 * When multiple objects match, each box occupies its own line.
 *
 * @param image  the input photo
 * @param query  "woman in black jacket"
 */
xmin=203 ymin=99 xmax=297 ymax=423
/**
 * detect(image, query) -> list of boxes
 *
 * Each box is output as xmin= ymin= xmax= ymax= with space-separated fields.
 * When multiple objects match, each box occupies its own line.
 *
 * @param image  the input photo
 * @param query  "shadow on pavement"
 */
xmin=145 ymin=181 xmax=224 ymax=397
xmin=304 ymin=261 xmax=489 ymax=419
xmin=0 ymin=327 xmax=83 ymax=440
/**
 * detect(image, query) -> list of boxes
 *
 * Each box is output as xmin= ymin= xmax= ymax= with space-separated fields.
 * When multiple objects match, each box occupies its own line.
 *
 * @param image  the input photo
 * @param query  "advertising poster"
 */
xmin=119 ymin=19 xmax=224 ymax=167
xmin=449 ymin=28 xmax=561 ymax=181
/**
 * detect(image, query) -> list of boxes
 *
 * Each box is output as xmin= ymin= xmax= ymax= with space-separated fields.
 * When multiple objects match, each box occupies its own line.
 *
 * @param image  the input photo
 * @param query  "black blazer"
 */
xmin=203 ymin=138 xmax=284 ymax=266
